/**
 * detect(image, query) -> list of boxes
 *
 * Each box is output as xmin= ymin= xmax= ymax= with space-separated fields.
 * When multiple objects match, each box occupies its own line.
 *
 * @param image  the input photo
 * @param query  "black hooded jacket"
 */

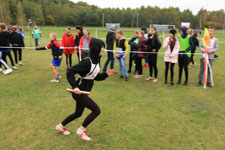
xmin=75 ymin=25 xmax=84 ymax=47
xmin=9 ymin=31 xmax=25 ymax=47
xmin=145 ymin=34 xmax=161 ymax=54
xmin=0 ymin=31 xmax=10 ymax=50
xmin=67 ymin=38 xmax=108 ymax=92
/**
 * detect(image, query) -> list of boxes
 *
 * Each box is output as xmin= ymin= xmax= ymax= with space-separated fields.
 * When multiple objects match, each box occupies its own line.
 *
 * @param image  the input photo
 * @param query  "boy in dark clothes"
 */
xmin=190 ymin=32 xmax=199 ymax=66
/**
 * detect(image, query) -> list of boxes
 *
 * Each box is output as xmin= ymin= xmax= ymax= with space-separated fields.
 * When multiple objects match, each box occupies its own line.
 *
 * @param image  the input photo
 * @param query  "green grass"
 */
xmin=0 ymin=27 xmax=225 ymax=150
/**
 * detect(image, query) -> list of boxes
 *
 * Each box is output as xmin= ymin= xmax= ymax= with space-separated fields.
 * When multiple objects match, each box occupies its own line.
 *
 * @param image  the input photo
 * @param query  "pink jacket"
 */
xmin=163 ymin=37 xmax=180 ymax=63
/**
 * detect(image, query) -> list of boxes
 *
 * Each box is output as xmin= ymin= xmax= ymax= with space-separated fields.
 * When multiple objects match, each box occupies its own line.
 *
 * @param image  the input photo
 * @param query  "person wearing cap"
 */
xmin=163 ymin=29 xmax=180 ymax=85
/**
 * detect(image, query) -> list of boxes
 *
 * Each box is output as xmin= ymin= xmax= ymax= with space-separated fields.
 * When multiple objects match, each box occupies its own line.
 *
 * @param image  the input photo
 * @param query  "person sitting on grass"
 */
xmin=113 ymin=30 xmax=129 ymax=81
xmin=36 ymin=33 xmax=63 ymax=83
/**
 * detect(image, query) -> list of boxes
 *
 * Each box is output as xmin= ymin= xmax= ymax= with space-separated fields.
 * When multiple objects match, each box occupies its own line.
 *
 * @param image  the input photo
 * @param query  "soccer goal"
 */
xmin=106 ymin=23 xmax=120 ymax=31
xmin=150 ymin=24 xmax=176 ymax=40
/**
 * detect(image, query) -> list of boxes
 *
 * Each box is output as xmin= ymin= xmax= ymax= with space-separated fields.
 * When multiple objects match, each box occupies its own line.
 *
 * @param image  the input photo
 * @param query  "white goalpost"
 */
xmin=150 ymin=24 xmax=176 ymax=40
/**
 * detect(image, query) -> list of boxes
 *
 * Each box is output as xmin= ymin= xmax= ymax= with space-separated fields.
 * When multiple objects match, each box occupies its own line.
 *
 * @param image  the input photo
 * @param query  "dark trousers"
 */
xmin=13 ymin=49 xmax=22 ymax=64
xmin=62 ymin=94 xmax=101 ymax=128
xmin=190 ymin=49 xmax=196 ymax=65
xmin=128 ymin=51 xmax=137 ymax=72
xmin=165 ymin=62 xmax=175 ymax=82
xmin=103 ymin=52 xmax=114 ymax=72
xmin=198 ymin=58 xmax=214 ymax=83
xmin=148 ymin=54 xmax=158 ymax=78
xmin=136 ymin=57 xmax=143 ymax=75
xmin=65 ymin=54 xmax=72 ymax=68
xmin=178 ymin=54 xmax=189 ymax=82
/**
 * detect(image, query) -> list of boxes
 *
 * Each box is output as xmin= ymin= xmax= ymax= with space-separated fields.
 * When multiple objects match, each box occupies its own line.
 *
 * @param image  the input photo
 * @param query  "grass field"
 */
xmin=0 ymin=27 xmax=225 ymax=150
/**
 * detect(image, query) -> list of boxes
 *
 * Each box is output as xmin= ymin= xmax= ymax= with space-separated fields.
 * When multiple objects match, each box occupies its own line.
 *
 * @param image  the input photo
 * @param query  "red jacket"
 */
xmin=78 ymin=36 xmax=93 ymax=54
xmin=62 ymin=33 xmax=75 ymax=54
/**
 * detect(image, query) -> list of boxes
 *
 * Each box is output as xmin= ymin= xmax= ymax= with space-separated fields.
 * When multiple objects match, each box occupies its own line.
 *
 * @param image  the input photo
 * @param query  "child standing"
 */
xmin=9 ymin=26 xmax=25 ymax=66
xmin=197 ymin=26 xmax=219 ymax=87
xmin=177 ymin=27 xmax=194 ymax=86
xmin=113 ymin=30 xmax=129 ymax=81
xmin=36 ymin=33 xmax=63 ymax=83
xmin=62 ymin=26 xmax=75 ymax=69
xmin=163 ymin=29 xmax=180 ymax=85
xmin=134 ymin=30 xmax=147 ymax=78
xmin=145 ymin=27 xmax=162 ymax=82
xmin=75 ymin=25 xmax=83 ymax=60
xmin=0 ymin=23 xmax=13 ymax=74
xmin=128 ymin=31 xmax=139 ymax=74
xmin=79 ymin=29 xmax=93 ymax=59
xmin=32 ymin=25 xmax=41 ymax=48
xmin=190 ymin=32 xmax=199 ymax=66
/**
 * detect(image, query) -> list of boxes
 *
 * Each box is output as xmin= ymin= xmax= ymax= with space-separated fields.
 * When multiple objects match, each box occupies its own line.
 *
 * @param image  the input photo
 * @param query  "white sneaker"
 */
xmin=76 ymin=128 xmax=91 ymax=141
xmin=0 ymin=68 xmax=2 ymax=72
xmin=3 ymin=68 xmax=13 ymax=75
xmin=13 ymin=66 xmax=18 ymax=70
xmin=56 ymin=124 xmax=70 ymax=135
xmin=50 ymin=79 xmax=59 ymax=83
xmin=19 ymin=61 xmax=23 ymax=65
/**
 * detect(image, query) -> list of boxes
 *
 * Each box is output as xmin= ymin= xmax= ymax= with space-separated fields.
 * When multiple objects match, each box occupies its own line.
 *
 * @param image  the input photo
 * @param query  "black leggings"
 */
xmin=128 ymin=52 xmax=136 ymax=72
xmin=148 ymin=54 xmax=158 ymax=78
xmin=165 ymin=62 xmax=175 ymax=82
xmin=65 ymin=54 xmax=72 ymax=68
xmin=190 ymin=50 xmax=196 ymax=65
xmin=13 ymin=49 xmax=22 ymax=64
xmin=62 ymin=94 xmax=101 ymax=128
xmin=178 ymin=55 xmax=189 ymax=82
xmin=136 ymin=57 xmax=143 ymax=75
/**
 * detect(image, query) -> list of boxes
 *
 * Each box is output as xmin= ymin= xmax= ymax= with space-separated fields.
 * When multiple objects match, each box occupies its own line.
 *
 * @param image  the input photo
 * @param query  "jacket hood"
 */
xmin=76 ymin=25 xmax=83 ymax=33
xmin=109 ymin=25 xmax=116 ymax=32
xmin=89 ymin=38 xmax=105 ymax=64
xmin=180 ymin=27 xmax=188 ymax=38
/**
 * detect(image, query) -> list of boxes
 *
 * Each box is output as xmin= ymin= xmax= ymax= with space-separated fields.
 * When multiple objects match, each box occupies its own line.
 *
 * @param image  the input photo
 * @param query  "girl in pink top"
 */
xmin=163 ymin=29 xmax=180 ymax=85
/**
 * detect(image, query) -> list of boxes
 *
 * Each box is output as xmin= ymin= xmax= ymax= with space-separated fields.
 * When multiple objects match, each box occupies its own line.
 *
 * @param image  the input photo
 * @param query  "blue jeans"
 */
xmin=103 ymin=52 xmax=114 ymax=72
xmin=117 ymin=57 xmax=128 ymax=77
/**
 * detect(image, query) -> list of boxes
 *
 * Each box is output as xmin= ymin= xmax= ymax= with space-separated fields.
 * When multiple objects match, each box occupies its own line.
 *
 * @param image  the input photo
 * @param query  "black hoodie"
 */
xmin=75 ymin=25 xmax=84 ymax=47
xmin=67 ymin=38 xmax=108 ymax=92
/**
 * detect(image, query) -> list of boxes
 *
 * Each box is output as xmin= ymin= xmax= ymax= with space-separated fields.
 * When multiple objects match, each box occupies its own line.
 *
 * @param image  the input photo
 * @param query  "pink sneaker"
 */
xmin=134 ymin=75 xmax=143 ymax=78
xmin=146 ymin=76 xmax=153 ymax=81
xmin=153 ymin=78 xmax=158 ymax=83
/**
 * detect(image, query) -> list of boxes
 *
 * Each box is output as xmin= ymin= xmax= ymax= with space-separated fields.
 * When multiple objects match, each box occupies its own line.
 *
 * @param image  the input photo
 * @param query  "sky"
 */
xmin=70 ymin=0 xmax=225 ymax=15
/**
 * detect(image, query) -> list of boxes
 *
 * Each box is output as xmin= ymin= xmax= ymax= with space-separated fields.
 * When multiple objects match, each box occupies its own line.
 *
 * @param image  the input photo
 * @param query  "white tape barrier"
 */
xmin=0 ymin=46 xmax=207 ymax=56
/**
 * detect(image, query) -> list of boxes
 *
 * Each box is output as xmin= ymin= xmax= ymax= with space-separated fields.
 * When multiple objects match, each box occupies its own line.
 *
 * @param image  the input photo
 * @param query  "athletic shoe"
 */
xmin=50 ymin=78 xmax=59 ymax=83
xmin=19 ymin=61 xmax=23 ymax=65
xmin=0 ymin=68 xmax=2 ymax=72
xmin=56 ymin=124 xmax=70 ymax=135
xmin=57 ymin=74 xmax=62 ymax=79
xmin=183 ymin=81 xmax=188 ymax=86
xmin=153 ymin=78 xmax=158 ymax=83
xmin=196 ymin=81 xmax=202 ymax=86
xmin=207 ymin=82 xmax=213 ymax=88
xmin=164 ymin=81 xmax=168 ymax=85
xmin=170 ymin=82 xmax=174 ymax=86
xmin=134 ymin=75 xmax=143 ymax=78
xmin=177 ymin=81 xmax=181 ymax=85
xmin=146 ymin=76 xmax=153 ymax=81
xmin=13 ymin=66 xmax=18 ymax=70
xmin=125 ymin=77 xmax=129 ymax=81
xmin=76 ymin=128 xmax=91 ymax=141
xmin=3 ymin=68 xmax=13 ymax=75
xmin=120 ymin=75 xmax=124 ymax=79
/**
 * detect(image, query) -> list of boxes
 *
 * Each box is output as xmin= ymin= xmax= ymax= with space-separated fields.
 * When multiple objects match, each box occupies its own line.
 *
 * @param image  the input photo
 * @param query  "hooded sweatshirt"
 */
xmin=67 ymin=38 xmax=108 ymax=92
xmin=106 ymin=26 xmax=116 ymax=50
xmin=75 ymin=25 xmax=84 ymax=49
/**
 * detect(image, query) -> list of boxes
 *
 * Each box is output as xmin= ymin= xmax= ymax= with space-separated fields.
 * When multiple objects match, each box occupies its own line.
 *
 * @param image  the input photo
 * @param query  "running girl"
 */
xmin=36 ymin=33 xmax=63 ymax=83
xmin=56 ymin=38 xmax=113 ymax=141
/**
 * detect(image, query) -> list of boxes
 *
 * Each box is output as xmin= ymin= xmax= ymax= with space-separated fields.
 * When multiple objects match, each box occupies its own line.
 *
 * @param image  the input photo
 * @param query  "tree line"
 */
xmin=0 ymin=0 xmax=224 ymax=29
